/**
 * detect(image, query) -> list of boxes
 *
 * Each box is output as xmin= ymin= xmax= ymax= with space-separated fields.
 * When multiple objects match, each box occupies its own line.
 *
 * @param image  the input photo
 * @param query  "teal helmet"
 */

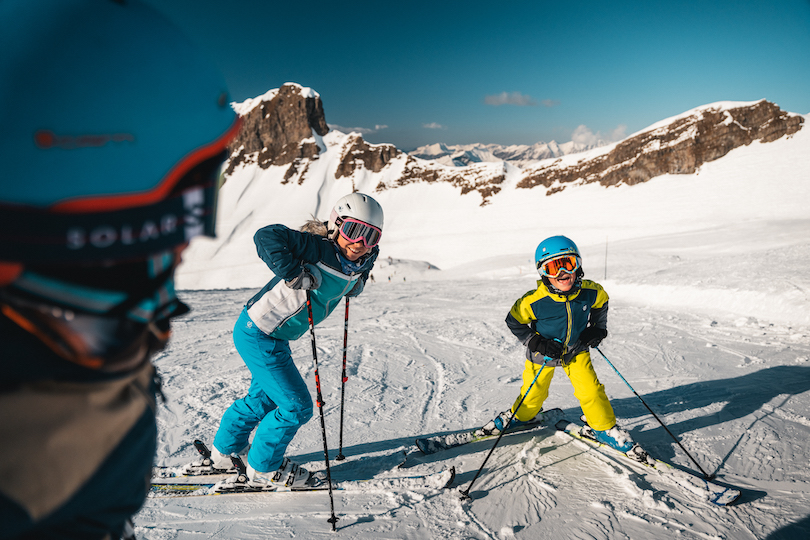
xmin=0 ymin=0 xmax=242 ymax=368
xmin=535 ymin=236 xmax=583 ymax=295
xmin=535 ymin=236 xmax=581 ymax=267
xmin=0 ymin=0 xmax=240 ymax=274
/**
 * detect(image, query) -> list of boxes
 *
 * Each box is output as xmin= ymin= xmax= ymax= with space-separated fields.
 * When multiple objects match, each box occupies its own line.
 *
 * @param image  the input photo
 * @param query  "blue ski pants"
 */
xmin=213 ymin=308 xmax=313 ymax=473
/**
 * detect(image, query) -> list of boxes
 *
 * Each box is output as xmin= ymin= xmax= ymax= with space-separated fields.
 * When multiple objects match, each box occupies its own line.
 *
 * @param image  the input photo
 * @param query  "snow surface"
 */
xmin=138 ymin=114 xmax=810 ymax=538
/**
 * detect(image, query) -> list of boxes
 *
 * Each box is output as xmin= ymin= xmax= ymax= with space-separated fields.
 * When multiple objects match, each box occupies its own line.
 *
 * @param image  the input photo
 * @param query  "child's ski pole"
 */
xmin=460 ymin=355 xmax=551 ymax=500
xmin=594 ymin=346 xmax=713 ymax=479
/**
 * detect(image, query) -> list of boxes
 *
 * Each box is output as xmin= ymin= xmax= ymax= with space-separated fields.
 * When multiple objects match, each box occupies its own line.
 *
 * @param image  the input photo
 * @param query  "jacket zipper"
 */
xmin=564 ymin=299 xmax=573 ymax=353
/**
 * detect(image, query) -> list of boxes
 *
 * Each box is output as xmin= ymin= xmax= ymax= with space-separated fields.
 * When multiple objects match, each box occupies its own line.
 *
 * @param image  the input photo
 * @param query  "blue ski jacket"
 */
xmin=245 ymin=224 xmax=378 ymax=340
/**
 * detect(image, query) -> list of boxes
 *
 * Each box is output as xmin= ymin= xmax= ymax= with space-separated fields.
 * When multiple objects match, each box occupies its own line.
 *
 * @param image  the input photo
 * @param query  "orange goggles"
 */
xmin=538 ymin=254 xmax=580 ymax=278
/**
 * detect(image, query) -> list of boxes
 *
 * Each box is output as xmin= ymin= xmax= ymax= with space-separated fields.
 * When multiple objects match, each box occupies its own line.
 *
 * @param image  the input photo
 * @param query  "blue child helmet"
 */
xmin=535 ymin=235 xmax=583 ymax=295
xmin=0 ymin=0 xmax=240 ymax=278
xmin=535 ymin=236 xmax=581 ymax=267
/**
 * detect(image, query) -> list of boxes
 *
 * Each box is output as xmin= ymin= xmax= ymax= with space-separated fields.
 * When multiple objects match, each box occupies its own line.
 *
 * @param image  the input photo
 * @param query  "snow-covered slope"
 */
xmin=135 ymin=102 xmax=810 ymax=539
xmin=140 ymin=226 xmax=810 ymax=539
xmin=177 ymin=108 xmax=809 ymax=304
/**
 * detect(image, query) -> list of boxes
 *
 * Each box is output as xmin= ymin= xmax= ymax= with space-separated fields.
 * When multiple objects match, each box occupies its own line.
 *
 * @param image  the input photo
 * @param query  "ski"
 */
xmin=153 ymin=439 xmax=236 ymax=479
xmin=152 ymin=465 xmax=234 ymax=480
xmin=151 ymin=467 xmax=455 ymax=498
xmin=555 ymin=418 xmax=741 ymax=506
xmin=415 ymin=408 xmax=564 ymax=455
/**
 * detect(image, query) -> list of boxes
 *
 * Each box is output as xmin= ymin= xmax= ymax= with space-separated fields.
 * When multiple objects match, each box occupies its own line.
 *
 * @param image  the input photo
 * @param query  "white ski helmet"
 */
xmin=328 ymin=192 xmax=384 ymax=238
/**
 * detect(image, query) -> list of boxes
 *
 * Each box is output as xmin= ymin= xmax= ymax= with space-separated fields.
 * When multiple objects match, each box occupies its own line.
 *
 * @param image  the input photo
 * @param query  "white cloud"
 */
xmin=423 ymin=122 xmax=446 ymax=129
xmin=328 ymin=123 xmax=387 ymax=135
xmin=610 ymin=124 xmax=628 ymax=141
xmin=571 ymin=124 xmax=628 ymax=146
xmin=484 ymin=91 xmax=538 ymax=107
xmin=571 ymin=125 xmax=599 ymax=146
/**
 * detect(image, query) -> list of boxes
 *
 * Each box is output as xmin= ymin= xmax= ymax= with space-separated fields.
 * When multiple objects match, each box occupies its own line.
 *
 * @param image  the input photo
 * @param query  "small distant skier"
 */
xmin=208 ymin=193 xmax=383 ymax=488
xmin=485 ymin=236 xmax=634 ymax=452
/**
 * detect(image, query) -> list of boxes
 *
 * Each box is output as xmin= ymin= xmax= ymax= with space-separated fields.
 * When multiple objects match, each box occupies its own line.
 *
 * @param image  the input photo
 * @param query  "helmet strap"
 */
xmin=542 ymin=269 xmax=583 ymax=297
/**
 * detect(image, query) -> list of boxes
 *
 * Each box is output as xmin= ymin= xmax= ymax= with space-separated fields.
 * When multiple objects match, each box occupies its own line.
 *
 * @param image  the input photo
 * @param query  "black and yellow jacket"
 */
xmin=506 ymin=279 xmax=609 ymax=361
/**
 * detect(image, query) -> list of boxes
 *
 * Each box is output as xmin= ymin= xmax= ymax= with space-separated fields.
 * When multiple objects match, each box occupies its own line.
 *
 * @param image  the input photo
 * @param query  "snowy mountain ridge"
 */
xmin=222 ymin=84 xmax=802 ymax=205
xmin=178 ymin=83 xmax=807 ymax=294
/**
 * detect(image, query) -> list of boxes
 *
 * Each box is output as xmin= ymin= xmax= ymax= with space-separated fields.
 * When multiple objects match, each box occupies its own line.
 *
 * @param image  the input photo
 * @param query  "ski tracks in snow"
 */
xmin=140 ymin=281 xmax=810 ymax=539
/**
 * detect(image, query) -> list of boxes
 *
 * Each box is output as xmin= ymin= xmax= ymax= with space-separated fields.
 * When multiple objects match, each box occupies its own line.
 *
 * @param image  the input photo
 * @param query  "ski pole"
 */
xmin=305 ymin=291 xmax=339 ymax=530
xmin=336 ymin=297 xmax=349 ymax=461
xmin=460 ymin=355 xmax=550 ymax=501
xmin=593 ymin=346 xmax=714 ymax=480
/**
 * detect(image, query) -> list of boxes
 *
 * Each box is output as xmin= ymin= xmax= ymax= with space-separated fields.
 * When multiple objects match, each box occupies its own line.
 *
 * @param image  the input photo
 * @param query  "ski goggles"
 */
xmin=337 ymin=218 xmax=382 ymax=248
xmin=0 ymin=150 xmax=228 ymax=265
xmin=538 ymin=254 xmax=581 ymax=278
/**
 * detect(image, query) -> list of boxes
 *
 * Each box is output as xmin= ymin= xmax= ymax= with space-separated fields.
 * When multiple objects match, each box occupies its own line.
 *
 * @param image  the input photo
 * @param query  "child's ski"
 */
xmin=555 ymin=418 xmax=741 ymax=506
xmin=415 ymin=408 xmax=563 ymax=455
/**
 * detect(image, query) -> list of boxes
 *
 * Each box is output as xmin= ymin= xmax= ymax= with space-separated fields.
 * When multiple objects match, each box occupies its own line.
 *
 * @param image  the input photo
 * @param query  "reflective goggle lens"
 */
xmin=539 ymin=254 xmax=580 ymax=278
xmin=338 ymin=218 xmax=381 ymax=248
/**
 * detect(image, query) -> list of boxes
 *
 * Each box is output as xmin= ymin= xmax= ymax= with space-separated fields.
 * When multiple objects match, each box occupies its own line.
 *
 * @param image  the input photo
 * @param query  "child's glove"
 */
xmin=580 ymin=327 xmax=608 ymax=348
xmin=528 ymin=335 xmax=563 ymax=360
xmin=286 ymin=265 xmax=322 ymax=290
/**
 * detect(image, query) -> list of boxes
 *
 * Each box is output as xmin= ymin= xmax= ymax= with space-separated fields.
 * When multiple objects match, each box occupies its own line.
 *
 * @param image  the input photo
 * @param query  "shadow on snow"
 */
xmin=289 ymin=365 xmax=809 ymax=505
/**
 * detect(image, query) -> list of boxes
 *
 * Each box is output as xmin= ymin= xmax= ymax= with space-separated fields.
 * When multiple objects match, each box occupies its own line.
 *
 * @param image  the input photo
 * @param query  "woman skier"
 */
xmin=208 ymin=193 xmax=383 ymax=488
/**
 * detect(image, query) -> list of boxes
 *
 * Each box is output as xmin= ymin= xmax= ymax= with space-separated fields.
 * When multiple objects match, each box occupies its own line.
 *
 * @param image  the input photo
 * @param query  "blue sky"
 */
xmin=146 ymin=0 xmax=810 ymax=151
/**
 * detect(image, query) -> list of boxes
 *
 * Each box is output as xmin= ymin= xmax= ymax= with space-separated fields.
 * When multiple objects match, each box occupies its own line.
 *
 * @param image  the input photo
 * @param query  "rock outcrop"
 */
xmin=518 ymin=100 xmax=804 ymax=194
xmin=377 ymin=157 xmax=507 ymax=203
xmin=225 ymin=83 xmax=329 ymax=175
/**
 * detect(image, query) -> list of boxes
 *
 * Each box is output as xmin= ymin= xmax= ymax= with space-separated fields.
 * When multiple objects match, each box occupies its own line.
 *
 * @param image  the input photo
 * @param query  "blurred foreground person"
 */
xmin=0 ymin=0 xmax=239 ymax=537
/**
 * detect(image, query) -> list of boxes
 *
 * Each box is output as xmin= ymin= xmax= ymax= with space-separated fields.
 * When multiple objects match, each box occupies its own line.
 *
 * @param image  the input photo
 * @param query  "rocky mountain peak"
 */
xmin=225 ymin=83 xmax=329 ymax=175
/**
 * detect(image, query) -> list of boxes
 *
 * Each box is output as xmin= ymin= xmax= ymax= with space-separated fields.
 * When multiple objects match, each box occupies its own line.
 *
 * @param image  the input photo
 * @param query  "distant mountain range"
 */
xmin=409 ymin=140 xmax=603 ymax=167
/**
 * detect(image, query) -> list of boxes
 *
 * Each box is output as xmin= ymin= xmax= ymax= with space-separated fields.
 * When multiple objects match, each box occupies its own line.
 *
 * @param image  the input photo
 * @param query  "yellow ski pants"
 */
xmin=510 ymin=351 xmax=616 ymax=431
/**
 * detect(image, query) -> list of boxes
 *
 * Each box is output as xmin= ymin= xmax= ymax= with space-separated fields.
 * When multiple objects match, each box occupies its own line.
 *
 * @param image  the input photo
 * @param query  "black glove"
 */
xmin=527 ymin=335 xmax=564 ymax=359
xmin=580 ymin=326 xmax=608 ymax=348
xmin=285 ymin=266 xmax=320 ymax=290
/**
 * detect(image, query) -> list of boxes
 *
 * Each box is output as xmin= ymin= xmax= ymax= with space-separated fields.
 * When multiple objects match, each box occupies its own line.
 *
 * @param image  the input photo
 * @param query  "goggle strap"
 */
xmin=0 ymin=184 xmax=215 ymax=265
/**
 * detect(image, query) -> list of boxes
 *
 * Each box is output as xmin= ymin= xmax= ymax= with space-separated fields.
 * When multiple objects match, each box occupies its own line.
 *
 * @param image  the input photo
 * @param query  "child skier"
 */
xmin=208 ymin=193 xmax=383 ymax=488
xmin=487 ymin=235 xmax=634 ymax=452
